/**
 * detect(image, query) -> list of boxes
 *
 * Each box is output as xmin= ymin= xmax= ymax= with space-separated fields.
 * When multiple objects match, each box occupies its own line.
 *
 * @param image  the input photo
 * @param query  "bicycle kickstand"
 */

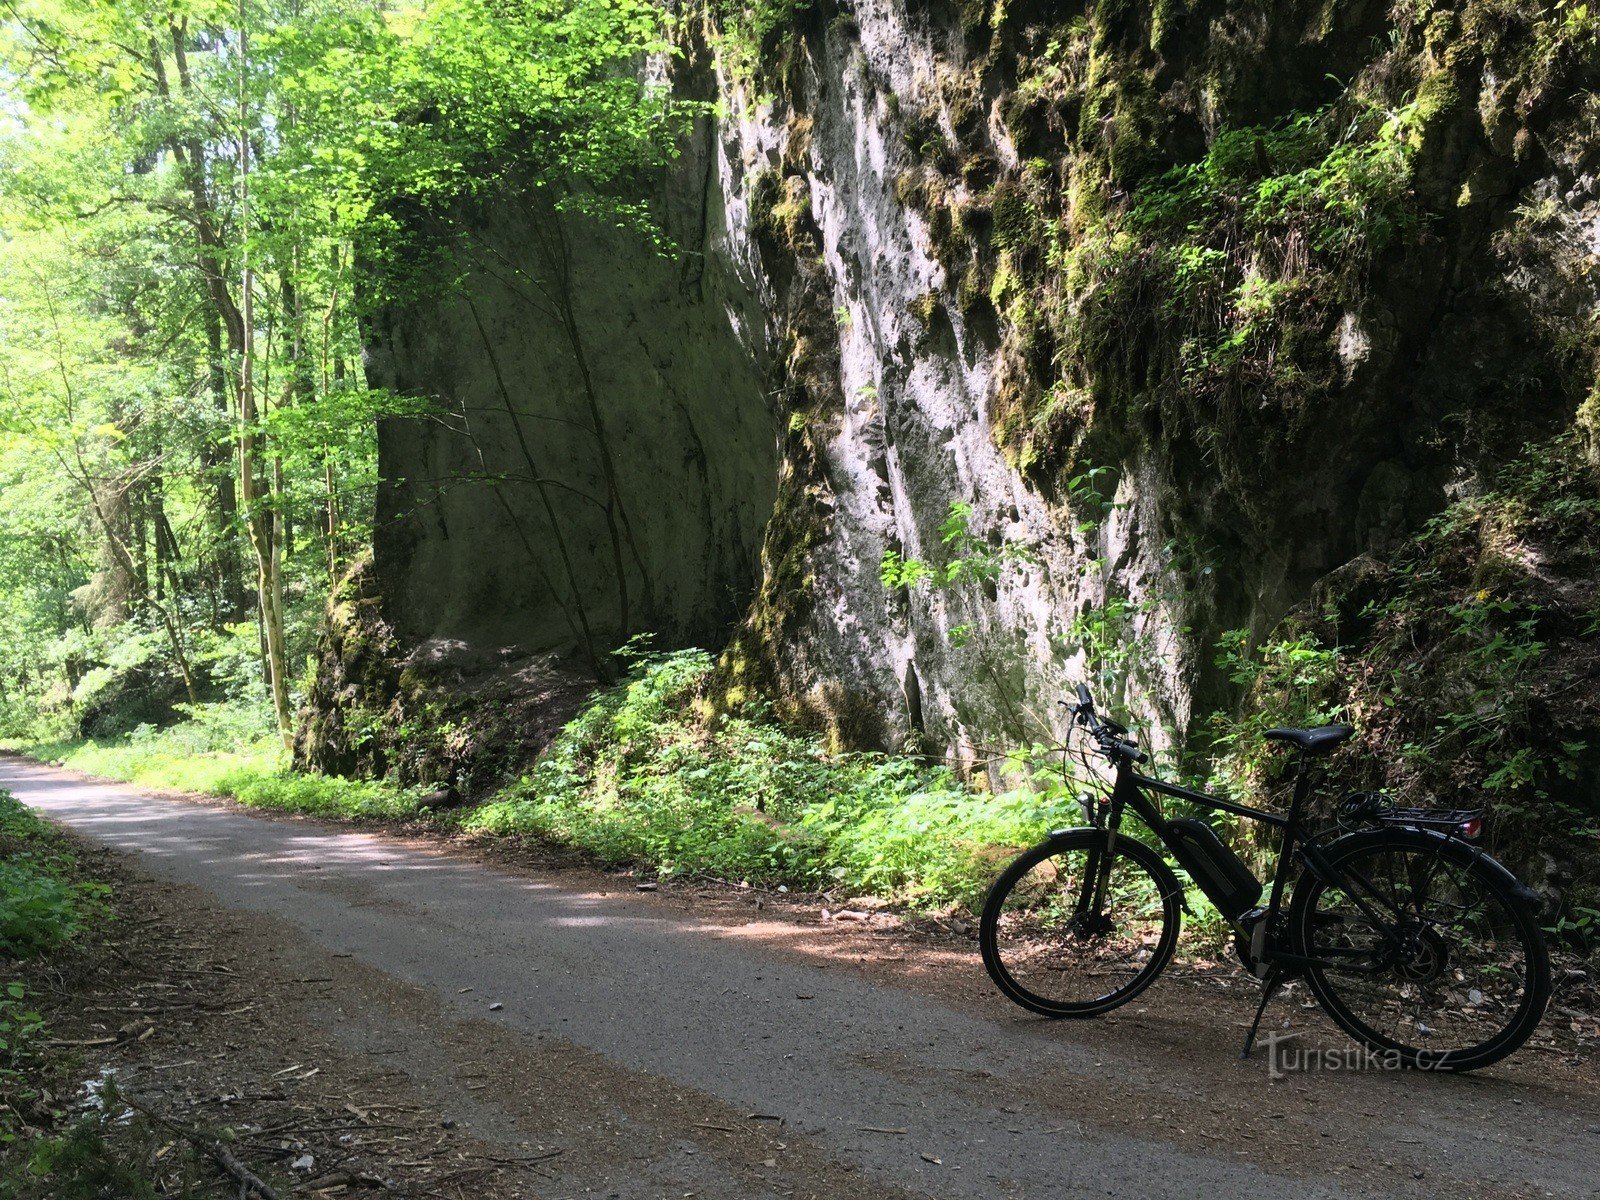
xmin=1240 ymin=967 xmax=1287 ymax=1060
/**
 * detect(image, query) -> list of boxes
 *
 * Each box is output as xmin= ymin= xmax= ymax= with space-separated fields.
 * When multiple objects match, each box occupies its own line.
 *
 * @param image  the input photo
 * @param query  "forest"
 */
xmin=1 ymin=0 xmax=1598 ymax=1195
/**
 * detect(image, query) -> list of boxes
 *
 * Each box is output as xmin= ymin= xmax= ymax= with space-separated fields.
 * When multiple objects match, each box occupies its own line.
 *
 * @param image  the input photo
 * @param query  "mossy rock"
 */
xmin=989 ymin=180 xmax=1034 ymax=251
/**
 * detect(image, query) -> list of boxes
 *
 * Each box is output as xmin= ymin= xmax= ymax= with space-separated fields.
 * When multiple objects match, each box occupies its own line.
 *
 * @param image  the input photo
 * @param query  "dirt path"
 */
xmin=5 ymin=754 xmax=1596 ymax=1199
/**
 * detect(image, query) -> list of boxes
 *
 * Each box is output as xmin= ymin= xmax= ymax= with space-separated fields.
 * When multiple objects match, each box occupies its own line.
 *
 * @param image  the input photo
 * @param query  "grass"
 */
xmin=14 ymin=707 xmax=426 ymax=823
xmin=0 ymin=786 xmax=113 ymax=1151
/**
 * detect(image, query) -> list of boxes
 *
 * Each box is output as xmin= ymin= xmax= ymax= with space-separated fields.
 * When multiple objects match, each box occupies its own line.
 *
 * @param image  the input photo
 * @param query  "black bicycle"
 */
xmin=979 ymin=684 xmax=1551 ymax=1071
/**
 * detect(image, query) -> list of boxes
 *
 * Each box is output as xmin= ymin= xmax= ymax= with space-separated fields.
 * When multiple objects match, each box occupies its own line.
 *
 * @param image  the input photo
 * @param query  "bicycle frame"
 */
xmin=1085 ymin=755 xmax=1415 ymax=974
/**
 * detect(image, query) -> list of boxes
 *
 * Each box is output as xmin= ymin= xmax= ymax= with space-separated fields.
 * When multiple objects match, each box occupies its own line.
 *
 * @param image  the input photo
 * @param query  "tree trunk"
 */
xmin=236 ymin=8 xmax=294 ymax=748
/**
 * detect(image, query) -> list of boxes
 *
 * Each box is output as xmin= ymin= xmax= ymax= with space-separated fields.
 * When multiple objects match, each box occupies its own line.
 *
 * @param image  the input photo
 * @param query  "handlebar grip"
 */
xmin=1076 ymin=683 xmax=1092 ymax=708
xmin=1114 ymin=739 xmax=1148 ymax=764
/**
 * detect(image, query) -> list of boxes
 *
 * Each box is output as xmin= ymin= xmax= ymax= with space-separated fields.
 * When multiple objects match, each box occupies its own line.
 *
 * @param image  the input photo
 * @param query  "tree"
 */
xmin=0 ymin=0 xmax=692 ymax=741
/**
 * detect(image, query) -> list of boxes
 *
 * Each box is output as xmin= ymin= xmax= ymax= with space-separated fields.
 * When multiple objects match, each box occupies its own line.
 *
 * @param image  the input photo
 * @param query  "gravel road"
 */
xmin=6 ymin=754 xmax=1594 ymax=1199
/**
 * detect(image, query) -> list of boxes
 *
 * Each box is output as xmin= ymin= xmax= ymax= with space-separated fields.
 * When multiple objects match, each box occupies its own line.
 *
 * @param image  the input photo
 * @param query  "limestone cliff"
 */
xmin=301 ymin=0 xmax=1600 ymax=796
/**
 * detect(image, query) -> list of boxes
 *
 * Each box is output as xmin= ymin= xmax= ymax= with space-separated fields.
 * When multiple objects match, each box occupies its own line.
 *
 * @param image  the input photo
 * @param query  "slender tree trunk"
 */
xmin=236 ymin=7 xmax=293 ymax=747
xmin=204 ymin=308 xmax=247 ymax=623
xmin=34 ymin=282 xmax=199 ymax=703
xmin=150 ymin=464 xmax=167 ymax=601
xmin=323 ymin=356 xmax=344 ymax=581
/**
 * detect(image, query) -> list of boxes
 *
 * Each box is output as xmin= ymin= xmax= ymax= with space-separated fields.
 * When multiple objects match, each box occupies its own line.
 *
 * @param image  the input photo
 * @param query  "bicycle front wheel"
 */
xmin=1290 ymin=828 xmax=1551 ymax=1071
xmin=980 ymin=829 xmax=1182 ymax=1017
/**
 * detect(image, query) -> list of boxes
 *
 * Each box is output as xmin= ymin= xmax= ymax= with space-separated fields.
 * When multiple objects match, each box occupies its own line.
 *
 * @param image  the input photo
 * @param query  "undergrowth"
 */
xmin=462 ymin=647 xmax=1080 ymax=909
xmin=1210 ymin=435 xmax=1600 ymax=942
xmin=0 ymin=788 xmax=109 ymax=1149
xmin=0 ymin=790 xmax=108 ymax=960
xmin=0 ymin=797 xmax=216 ymax=1192
xmin=13 ymin=684 xmax=1082 ymax=913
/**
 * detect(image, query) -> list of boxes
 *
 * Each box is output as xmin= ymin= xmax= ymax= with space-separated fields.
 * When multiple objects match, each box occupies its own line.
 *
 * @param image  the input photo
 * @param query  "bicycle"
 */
xmin=978 ymin=683 xmax=1552 ymax=1071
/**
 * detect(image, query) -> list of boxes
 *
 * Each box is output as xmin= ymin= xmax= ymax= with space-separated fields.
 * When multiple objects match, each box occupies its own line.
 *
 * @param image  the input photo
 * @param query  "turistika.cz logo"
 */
xmin=1264 ymin=1032 xmax=1449 ymax=1078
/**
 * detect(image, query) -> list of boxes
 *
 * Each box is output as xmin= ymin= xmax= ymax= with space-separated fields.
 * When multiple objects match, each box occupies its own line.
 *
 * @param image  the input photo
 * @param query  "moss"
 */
xmin=1149 ymin=0 xmax=1187 ymax=55
xmin=925 ymin=200 xmax=968 ymax=273
xmin=809 ymin=680 xmax=887 ymax=753
xmin=1579 ymin=380 xmax=1600 ymax=471
xmin=988 ymin=250 xmax=1024 ymax=310
xmin=956 ymin=262 xmax=997 ymax=334
xmin=893 ymin=169 xmax=929 ymax=211
xmin=989 ymin=180 xmax=1033 ymax=250
xmin=956 ymin=0 xmax=993 ymax=45
xmin=909 ymin=290 xmax=943 ymax=327
xmin=942 ymin=70 xmax=985 ymax=142
xmin=1000 ymin=88 xmax=1045 ymax=153
xmin=1102 ymin=72 xmax=1168 ymax=185
xmin=961 ymin=151 xmax=1000 ymax=190
xmin=784 ymin=114 xmax=814 ymax=170
xmin=902 ymin=104 xmax=958 ymax=172
xmin=714 ymin=464 xmax=827 ymax=717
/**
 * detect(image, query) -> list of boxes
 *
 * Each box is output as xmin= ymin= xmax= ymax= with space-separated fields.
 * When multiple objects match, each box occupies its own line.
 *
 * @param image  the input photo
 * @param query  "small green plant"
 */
xmin=460 ymin=648 xmax=1085 ymax=909
xmin=0 ymin=980 xmax=46 ymax=1144
xmin=3 ymin=1078 xmax=198 ymax=1197
xmin=879 ymin=501 xmax=1036 ymax=592
xmin=12 ymin=701 xmax=424 ymax=824
xmin=0 ymin=791 xmax=110 ymax=958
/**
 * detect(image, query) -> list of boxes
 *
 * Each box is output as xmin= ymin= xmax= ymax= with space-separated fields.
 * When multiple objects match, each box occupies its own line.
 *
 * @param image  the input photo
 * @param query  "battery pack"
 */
xmin=1165 ymin=817 xmax=1263 ymax=920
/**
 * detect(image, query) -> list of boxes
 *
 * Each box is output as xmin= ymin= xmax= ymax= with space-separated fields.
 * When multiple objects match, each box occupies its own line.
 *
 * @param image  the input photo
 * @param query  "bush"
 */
xmin=0 ymin=980 xmax=47 ymax=1148
xmin=463 ymin=649 xmax=1084 ymax=910
xmin=0 ymin=791 xmax=108 ymax=960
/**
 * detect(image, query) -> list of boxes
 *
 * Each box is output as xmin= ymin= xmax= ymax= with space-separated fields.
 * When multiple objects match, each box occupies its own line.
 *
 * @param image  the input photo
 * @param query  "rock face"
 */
xmin=307 ymin=0 xmax=1600 ymax=773
xmin=363 ymin=127 xmax=778 ymax=668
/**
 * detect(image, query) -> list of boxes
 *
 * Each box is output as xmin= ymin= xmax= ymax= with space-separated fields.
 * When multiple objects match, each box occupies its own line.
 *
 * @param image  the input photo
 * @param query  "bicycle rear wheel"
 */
xmin=1290 ymin=828 xmax=1551 ymax=1071
xmin=979 ymin=829 xmax=1181 ymax=1017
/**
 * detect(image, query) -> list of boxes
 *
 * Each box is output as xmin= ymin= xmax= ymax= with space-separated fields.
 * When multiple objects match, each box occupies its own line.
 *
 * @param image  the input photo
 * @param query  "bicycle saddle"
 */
xmin=1262 ymin=725 xmax=1353 ymax=756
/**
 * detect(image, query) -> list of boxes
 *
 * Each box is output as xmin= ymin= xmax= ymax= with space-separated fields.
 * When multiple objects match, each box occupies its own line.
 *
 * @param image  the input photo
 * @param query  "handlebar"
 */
xmin=1064 ymin=682 xmax=1148 ymax=765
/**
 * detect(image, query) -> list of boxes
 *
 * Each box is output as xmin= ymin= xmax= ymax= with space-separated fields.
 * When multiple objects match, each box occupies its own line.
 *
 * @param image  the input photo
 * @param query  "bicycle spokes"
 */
xmin=982 ymin=833 xmax=1179 ymax=1014
xmin=1304 ymin=845 xmax=1532 ymax=1055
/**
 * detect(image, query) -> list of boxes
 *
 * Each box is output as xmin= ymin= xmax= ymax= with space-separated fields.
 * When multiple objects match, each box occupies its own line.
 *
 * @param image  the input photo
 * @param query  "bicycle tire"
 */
xmin=1289 ymin=827 xmax=1551 ymax=1072
xmin=979 ymin=828 xmax=1183 ymax=1018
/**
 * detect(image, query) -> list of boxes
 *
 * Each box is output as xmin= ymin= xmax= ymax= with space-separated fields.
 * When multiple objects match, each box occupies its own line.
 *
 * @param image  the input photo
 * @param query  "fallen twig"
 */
xmin=119 ymin=1092 xmax=282 ymax=1200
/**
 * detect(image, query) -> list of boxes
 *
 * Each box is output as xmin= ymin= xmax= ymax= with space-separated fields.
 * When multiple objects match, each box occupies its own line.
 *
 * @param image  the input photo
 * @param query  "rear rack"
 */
xmin=1338 ymin=792 xmax=1485 ymax=838
xmin=1374 ymin=805 xmax=1484 ymax=832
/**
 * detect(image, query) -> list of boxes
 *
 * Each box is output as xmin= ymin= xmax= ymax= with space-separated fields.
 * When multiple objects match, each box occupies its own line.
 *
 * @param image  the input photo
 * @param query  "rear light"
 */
xmin=1459 ymin=817 xmax=1483 ymax=840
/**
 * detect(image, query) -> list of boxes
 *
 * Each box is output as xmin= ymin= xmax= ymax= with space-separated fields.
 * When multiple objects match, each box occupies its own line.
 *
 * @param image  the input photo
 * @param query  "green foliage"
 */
xmin=4 ymin=1078 xmax=207 ymax=1196
xmin=1060 ymin=99 xmax=1423 ymax=412
xmin=0 ymin=790 xmax=107 ymax=1146
xmin=0 ymin=981 xmax=48 ymax=1147
xmin=0 ymin=0 xmax=688 ymax=743
xmin=710 ymin=0 xmax=813 ymax=88
xmin=1206 ymin=628 xmax=1344 ymax=800
xmin=0 ymin=790 xmax=109 ymax=959
xmin=1060 ymin=595 xmax=1152 ymax=698
xmin=1203 ymin=436 xmax=1600 ymax=910
xmin=1359 ymin=447 xmax=1599 ymax=860
xmin=880 ymin=501 xmax=1035 ymax=591
xmin=463 ymin=649 xmax=1080 ymax=910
